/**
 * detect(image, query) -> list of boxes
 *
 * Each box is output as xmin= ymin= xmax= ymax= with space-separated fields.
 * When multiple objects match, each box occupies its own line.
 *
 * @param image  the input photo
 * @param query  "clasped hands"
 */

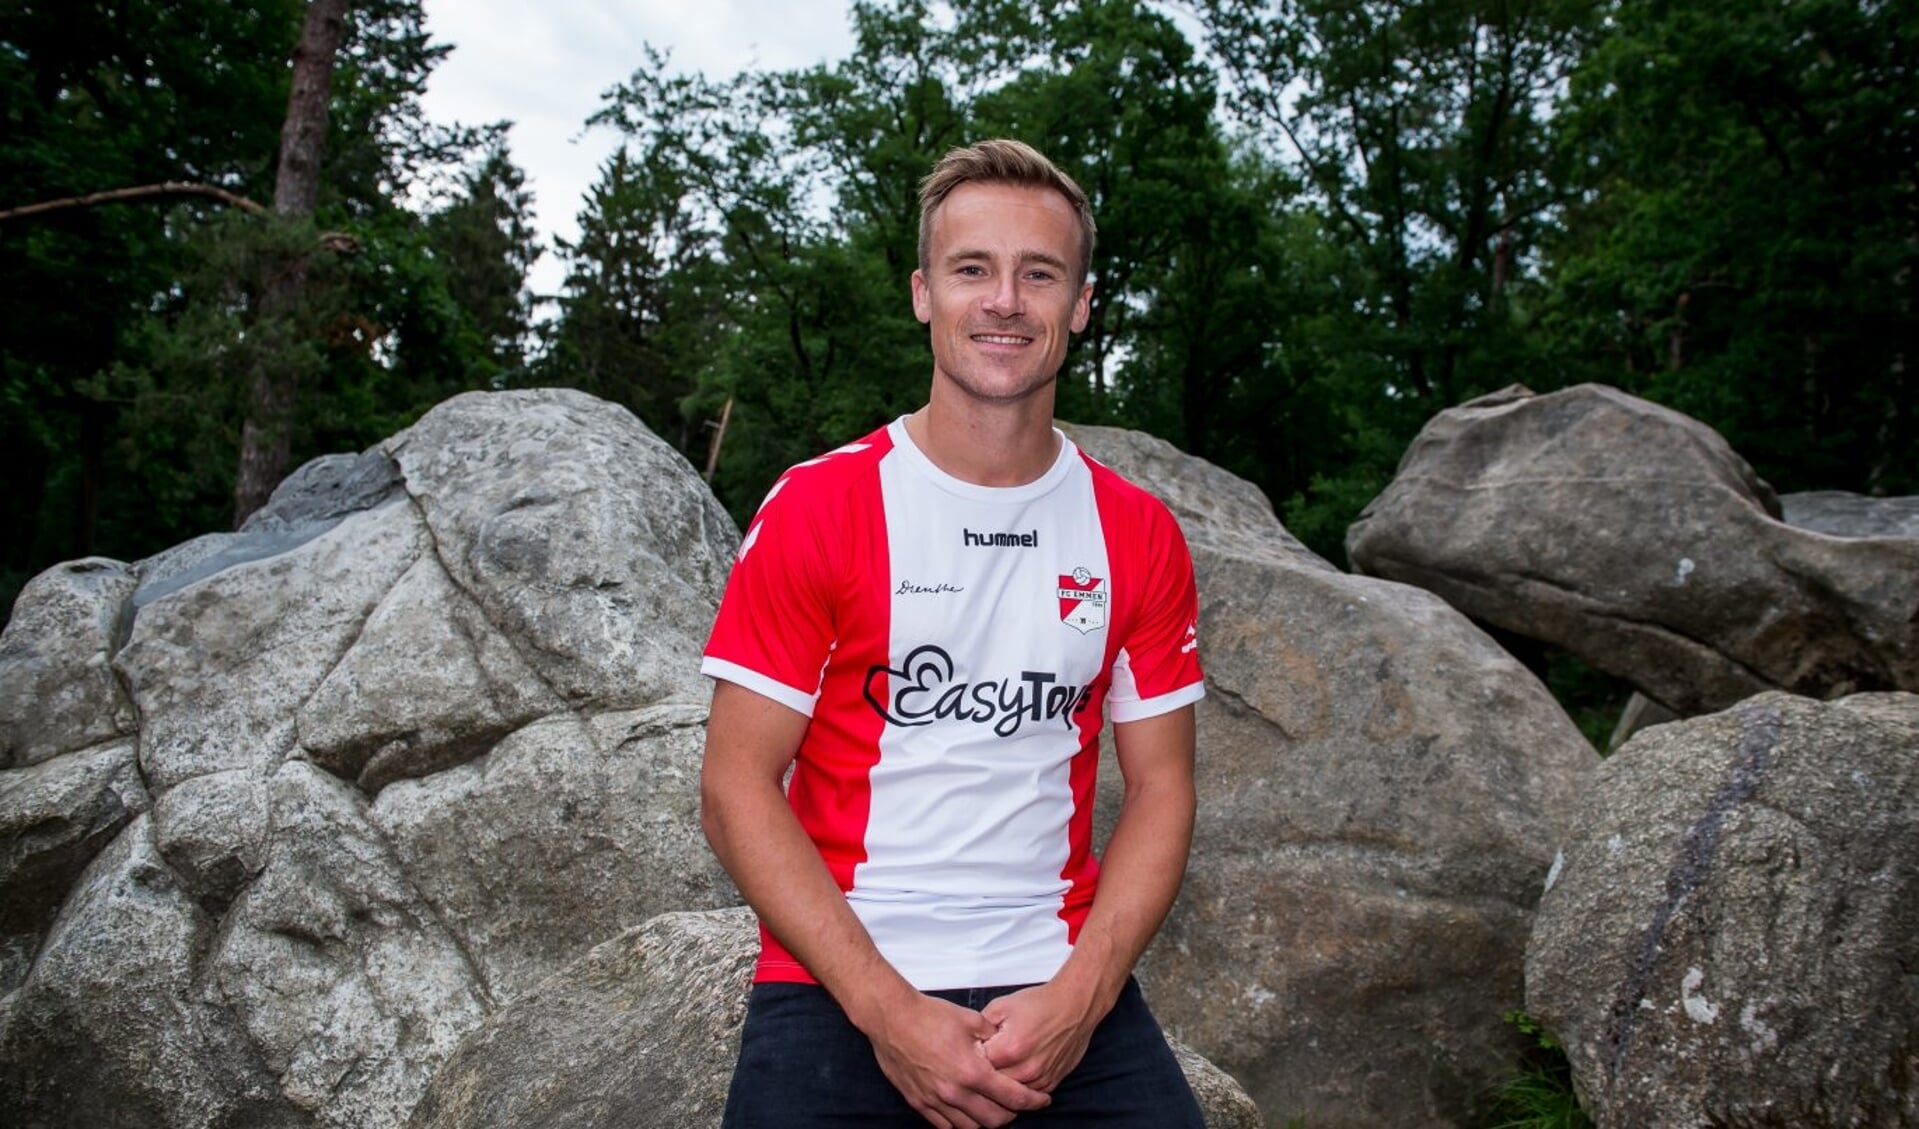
xmin=871 ymin=982 xmax=1100 ymax=1129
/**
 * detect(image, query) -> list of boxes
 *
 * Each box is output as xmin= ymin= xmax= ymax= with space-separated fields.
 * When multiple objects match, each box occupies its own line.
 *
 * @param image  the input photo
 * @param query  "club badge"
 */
xmin=1057 ymin=566 xmax=1108 ymax=634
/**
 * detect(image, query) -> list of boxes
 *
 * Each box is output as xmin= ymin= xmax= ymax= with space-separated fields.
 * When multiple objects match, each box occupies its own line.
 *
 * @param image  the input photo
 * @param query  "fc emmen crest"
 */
xmin=1057 ymin=566 xmax=1108 ymax=634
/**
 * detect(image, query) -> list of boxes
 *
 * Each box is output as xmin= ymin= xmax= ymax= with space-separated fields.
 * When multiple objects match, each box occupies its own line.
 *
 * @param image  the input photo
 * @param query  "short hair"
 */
xmin=917 ymin=139 xmax=1097 ymax=286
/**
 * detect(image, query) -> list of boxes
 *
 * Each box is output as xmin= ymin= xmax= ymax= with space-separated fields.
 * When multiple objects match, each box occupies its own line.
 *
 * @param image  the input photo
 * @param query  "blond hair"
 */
xmin=917 ymin=139 xmax=1096 ymax=285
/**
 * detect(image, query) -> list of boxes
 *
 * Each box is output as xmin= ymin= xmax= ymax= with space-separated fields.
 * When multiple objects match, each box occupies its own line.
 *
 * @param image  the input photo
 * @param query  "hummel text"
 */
xmin=963 ymin=528 xmax=1038 ymax=548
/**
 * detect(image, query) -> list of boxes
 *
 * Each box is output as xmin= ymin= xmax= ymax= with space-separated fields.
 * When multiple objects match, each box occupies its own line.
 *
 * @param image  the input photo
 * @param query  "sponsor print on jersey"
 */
xmin=863 ymin=644 xmax=1095 ymax=738
xmin=1057 ymin=566 xmax=1108 ymax=635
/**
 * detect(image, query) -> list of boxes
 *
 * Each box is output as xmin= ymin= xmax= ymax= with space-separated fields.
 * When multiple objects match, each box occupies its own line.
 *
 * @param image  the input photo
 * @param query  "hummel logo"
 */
xmin=963 ymin=528 xmax=1038 ymax=548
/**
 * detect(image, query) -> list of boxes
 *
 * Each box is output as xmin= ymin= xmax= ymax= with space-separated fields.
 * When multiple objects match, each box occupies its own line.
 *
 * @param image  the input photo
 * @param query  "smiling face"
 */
xmin=910 ymin=181 xmax=1093 ymax=408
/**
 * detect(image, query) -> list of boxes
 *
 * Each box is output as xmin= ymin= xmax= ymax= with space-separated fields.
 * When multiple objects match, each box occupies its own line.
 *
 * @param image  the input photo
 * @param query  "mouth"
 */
xmin=970 ymin=333 xmax=1034 ymax=346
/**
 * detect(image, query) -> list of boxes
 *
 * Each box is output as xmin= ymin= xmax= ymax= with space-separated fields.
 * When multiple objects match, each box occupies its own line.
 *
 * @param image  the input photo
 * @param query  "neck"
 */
xmin=906 ymin=380 xmax=1060 ymax=487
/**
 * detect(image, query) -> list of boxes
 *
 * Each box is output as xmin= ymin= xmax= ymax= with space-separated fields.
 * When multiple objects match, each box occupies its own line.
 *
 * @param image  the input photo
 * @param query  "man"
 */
xmin=700 ymin=138 xmax=1206 ymax=1129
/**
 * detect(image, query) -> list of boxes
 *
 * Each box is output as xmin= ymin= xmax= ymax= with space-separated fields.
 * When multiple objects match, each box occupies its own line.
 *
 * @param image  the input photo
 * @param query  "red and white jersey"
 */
xmin=702 ymin=418 xmax=1204 ymax=990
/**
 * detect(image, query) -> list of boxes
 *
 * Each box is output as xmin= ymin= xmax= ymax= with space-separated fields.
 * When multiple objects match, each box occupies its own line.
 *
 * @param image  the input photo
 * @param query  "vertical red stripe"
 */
xmin=1056 ymin=456 xmax=1137 ymax=940
xmin=754 ymin=430 xmax=897 ymax=983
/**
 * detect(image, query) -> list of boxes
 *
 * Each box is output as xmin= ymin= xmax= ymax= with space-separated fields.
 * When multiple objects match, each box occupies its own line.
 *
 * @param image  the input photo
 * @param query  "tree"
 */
xmin=1 ymin=0 xmax=302 ymax=609
xmin=425 ymin=133 xmax=540 ymax=386
xmin=572 ymin=0 xmax=1267 ymax=527
xmin=1542 ymin=0 xmax=1919 ymax=494
xmin=1195 ymin=0 xmax=1600 ymax=558
xmin=233 ymin=0 xmax=351 ymax=524
xmin=1 ymin=0 xmax=532 ymax=620
xmin=538 ymin=142 xmax=719 ymax=451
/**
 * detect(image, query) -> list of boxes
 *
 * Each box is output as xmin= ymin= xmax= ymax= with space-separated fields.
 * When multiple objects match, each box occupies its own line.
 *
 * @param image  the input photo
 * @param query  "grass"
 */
xmin=1480 ymin=1011 xmax=1594 ymax=1129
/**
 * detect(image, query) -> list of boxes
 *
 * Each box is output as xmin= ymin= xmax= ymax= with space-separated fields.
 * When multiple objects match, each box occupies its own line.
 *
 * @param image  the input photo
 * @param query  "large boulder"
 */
xmin=1068 ymin=425 xmax=1596 ymax=1128
xmin=1526 ymin=691 xmax=1919 ymax=1127
xmin=0 ymin=389 xmax=740 ymax=1127
xmin=1347 ymin=384 xmax=1919 ymax=715
xmin=409 ymin=906 xmax=1263 ymax=1129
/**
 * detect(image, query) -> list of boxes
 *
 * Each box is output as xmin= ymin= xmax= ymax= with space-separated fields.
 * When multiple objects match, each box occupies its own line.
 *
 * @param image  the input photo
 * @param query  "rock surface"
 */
xmin=2 ymin=393 xmax=1607 ymax=1129
xmin=1069 ymin=424 xmax=1596 ymax=1128
xmin=0 ymin=559 xmax=139 ymax=769
xmin=1526 ymin=691 xmax=1919 ymax=1128
xmin=409 ymin=906 xmax=1264 ymax=1129
xmin=1781 ymin=490 xmax=1919 ymax=538
xmin=0 ymin=741 xmax=146 ymax=992
xmin=1347 ymin=384 xmax=1919 ymax=715
xmin=0 ymin=389 xmax=740 ymax=1128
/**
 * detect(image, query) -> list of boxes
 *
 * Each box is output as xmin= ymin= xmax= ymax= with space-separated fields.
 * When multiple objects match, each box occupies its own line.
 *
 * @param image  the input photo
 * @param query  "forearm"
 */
xmin=978 ymin=706 xmax=1197 ymax=1090
xmin=700 ymin=770 xmax=918 ymax=1028
xmin=701 ymin=680 xmax=1051 ymax=1125
xmin=1049 ymin=767 xmax=1196 ymax=1014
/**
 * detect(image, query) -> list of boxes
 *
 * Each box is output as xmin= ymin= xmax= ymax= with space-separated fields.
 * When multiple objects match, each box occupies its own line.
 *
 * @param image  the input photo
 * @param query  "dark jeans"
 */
xmin=721 ymin=977 xmax=1206 ymax=1128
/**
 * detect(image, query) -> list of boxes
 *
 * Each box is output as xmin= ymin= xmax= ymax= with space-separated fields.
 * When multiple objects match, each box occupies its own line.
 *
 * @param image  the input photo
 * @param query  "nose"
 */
xmin=981 ymin=272 xmax=1024 ymax=318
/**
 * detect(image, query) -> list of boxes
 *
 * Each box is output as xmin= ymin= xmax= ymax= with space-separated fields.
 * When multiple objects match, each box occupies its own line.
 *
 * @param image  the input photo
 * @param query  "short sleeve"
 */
xmin=1106 ymin=501 xmax=1205 ymax=723
xmin=701 ymin=474 xmax=840 ymax=717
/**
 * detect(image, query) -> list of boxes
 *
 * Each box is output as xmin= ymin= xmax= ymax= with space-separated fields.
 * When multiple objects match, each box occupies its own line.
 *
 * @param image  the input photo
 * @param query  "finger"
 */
xmin=977 ymin=1036 xmax=1015 ymax=1070
xmin=944 ymin=1096 xmax=1010 ymax=1129
xmin=972 ymin=1068 xmax=1051 ymax=1113
xmin=912 ymin=1102 xmax=958 ymax=1129
xmin=962 ymin=1010 xmax=1001 ymax=1041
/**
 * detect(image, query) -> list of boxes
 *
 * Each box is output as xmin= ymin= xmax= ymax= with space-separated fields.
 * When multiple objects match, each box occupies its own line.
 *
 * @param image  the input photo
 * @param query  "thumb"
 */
xmin=966 ymin=1007 xmax=1002 ymax=1040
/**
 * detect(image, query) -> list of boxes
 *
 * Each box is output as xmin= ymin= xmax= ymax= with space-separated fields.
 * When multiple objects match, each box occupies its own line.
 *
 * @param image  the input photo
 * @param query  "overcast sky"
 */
xmin=418 ymin=0 xmax=859 ymax=299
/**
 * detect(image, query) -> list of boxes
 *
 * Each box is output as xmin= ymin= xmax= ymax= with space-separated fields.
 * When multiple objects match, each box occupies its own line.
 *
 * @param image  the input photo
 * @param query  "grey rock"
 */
xmin=404 ymin=907 xmax=756 ymax=1129
xmin=0 ymin=558 xmax=138 ymax=768
xmin=386 ymin=388 xmax=738 ymax=710
xmin=0 ymin=816 xmax=294 ymax=1129
xmin=1171 ymin=1038 xmax=1266 ymax=1129
xmin=0 ymin=740 xmax=147 ymax=992
xmin=117 ymin=497 xmax=428 ymax=791
xmin=126 ymin=451 xmax=408 ymax=615
xmin=1526 ymin=691 xmax=1919 ymax=1128
xmin=1780 ymin=489 xmax=1919 ymax=539
xmin=1068 ymin=423 xmax=1328 ymax=569
xmin=1070 ymin=424 xmax=1596 ymax=1129
xmin=1346 ymin=383 xmax=1919 ymax=714
xmin=408 ymin=906 xmax=1263 ymax=1129
xmin=242 ymin=449 xmax=406 ymax=535
xmin=297 ymin=552 xmax=561 ymax=792
xmin=206 ymin=761 xmax=490 ymax=1126
xmin=0 ymin=390 xmax=742 ymax=1129
xmin=371 ymin=703 xmax=737 ymax=1002
xmin=1606 ymin=693 xmax=1680 ymax=754
xmin=150 ymin=768 xmax=272 ymax=914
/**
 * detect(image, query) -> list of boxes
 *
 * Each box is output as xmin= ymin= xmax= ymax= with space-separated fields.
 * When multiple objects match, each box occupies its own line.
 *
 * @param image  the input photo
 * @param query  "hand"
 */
xmin=978 ymin=982 xmax=1103 ymax=1093
xmin=866 ymin=992 xmax=1052 ymax=1129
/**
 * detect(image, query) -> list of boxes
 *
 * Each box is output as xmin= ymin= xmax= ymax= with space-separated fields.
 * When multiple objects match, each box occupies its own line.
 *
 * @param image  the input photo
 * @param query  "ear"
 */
xmin=911 ymin=269 xmax=933 ymax=325
xmin=1070 ymin=280 xmax=1093 ymax=334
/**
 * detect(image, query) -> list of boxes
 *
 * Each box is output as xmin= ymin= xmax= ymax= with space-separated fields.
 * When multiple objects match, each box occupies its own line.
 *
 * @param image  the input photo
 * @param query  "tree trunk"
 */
xmin=233 ymin=0 xmax=350 ymax=527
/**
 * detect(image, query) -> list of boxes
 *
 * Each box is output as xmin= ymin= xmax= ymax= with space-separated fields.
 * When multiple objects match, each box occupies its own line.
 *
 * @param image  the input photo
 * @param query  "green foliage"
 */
xmin=1540 ymin=0 xmax=1919 ymax=496
xmin=2 ymin=0 xmax=538 ymax=621
xmin=1482 ymin=1011 xmax=1592 ymax=1129
xmin=2 ymin=0 xmax=300 ymax=612
xmin=1200 ymin=0 xmax=1595 ymax=406
xmin=570 ymin=0 xmax=1282 ymax=526
xmin=537 ymin=143 xmax=715 ymax=450
xmin=1543 ymin=650 xmax=1633 ymax=752
xmin=6 ymin=0 xmax=1912 ymax=631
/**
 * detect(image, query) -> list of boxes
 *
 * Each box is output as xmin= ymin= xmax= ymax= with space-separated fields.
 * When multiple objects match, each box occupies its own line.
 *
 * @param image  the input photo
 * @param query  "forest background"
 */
xmin=5 ymin=0 xmax=1915 ymax=735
